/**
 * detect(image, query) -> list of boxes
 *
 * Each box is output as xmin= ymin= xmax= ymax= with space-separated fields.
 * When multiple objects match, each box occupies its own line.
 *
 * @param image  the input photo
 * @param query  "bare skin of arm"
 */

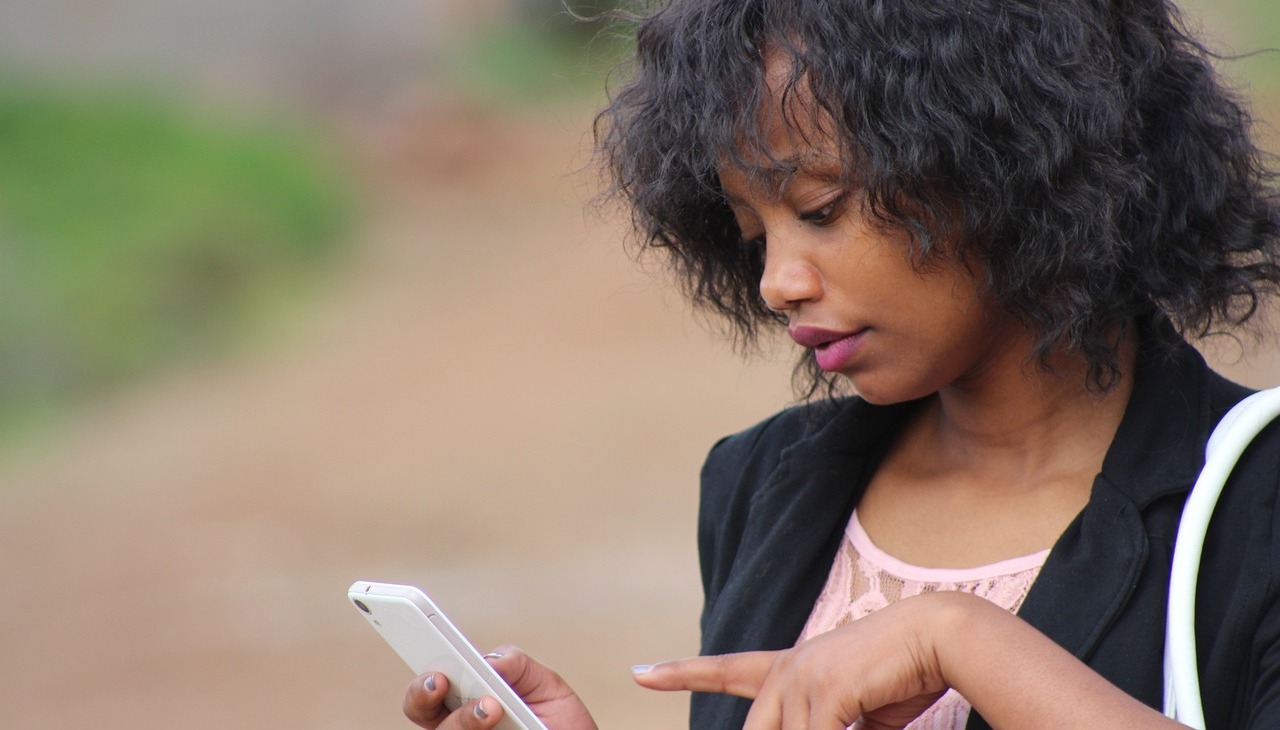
xmin=634 ymin=591 xmax=1185 ymax=730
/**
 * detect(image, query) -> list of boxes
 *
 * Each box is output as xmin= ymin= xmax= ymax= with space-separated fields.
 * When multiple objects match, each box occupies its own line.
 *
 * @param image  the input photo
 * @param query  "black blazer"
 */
xmin=693 ymin=333 xmax=1280 ymax=729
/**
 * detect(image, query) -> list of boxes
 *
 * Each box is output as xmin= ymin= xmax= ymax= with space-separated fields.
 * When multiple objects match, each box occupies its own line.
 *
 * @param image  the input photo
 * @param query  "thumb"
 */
xmin=631 ymin=651 xmax=779 ymax=699
xmin=483 ymin=645 xmax=572 ymax=704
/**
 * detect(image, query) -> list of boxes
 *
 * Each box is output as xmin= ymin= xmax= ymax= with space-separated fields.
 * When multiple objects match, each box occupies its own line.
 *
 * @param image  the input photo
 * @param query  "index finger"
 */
xmin=631 ymin=651 xmax=779 ymax=698
xmin=404 ymin=672 xmax=450 ymax=728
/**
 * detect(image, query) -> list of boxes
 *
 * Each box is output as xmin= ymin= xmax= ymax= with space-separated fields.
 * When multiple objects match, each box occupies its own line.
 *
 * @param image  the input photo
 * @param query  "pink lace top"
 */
xmin=797 ymin=510 xmax=1050 ymax=729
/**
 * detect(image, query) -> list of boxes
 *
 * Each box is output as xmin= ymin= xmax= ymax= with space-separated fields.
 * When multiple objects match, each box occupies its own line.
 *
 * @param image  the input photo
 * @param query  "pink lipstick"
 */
xmin=789 ymin=326 xmax=868 ymax=372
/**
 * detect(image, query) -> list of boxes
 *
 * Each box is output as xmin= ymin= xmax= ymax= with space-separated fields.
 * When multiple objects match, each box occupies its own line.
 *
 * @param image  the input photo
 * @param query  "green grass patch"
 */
xmin=0 ymin=81 xmax=354 ymax=426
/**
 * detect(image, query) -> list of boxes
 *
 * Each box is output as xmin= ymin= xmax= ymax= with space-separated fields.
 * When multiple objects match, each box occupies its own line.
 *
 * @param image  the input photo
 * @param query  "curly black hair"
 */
xmin=595 ymin=0 xmax=1280 ymax=394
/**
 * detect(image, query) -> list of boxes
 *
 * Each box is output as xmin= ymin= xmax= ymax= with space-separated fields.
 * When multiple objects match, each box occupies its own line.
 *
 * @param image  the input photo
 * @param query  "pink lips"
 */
xmin=789 ymin=326 xmax=868 ymax=372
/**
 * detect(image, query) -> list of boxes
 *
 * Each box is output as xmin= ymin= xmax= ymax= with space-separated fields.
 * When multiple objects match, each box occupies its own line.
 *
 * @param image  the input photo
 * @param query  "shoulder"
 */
xmin=701 ymin=404 xmax=817 ymax=485
xmin=696 ymin=404 xmax=820 ymax=538
xmin=699 ymin=396 xmax=900 ymax=499
xmin=695 ymin=396 xmax=913 ymax=568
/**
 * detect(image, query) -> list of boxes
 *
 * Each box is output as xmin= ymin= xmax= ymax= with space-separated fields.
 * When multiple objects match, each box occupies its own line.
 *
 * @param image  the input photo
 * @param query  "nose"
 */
xmin=758 ymin=232 xmax=823 ymax=312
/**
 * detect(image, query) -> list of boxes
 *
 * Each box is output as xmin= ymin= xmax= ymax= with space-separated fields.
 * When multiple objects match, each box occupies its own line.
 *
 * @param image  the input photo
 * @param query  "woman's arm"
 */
xmin=635 ymin=591 xmax=1186 ymax=730
xmin=935 ymin=593 xmax=1181 ymax=730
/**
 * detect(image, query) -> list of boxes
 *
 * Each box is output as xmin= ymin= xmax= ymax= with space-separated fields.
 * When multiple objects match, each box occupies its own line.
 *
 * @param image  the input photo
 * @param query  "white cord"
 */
xmin=1163 ymin=387 xmax=1280 ymax=729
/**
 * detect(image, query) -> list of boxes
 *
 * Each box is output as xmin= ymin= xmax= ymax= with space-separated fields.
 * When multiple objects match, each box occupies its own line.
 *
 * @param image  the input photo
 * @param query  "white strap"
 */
xmin=1163 ymin=387 xmax=1280 ymax=729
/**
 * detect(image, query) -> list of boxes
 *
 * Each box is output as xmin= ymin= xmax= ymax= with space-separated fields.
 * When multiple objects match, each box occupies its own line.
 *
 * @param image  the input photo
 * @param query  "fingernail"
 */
xmin=475 ymin=698 xmax=490 ymax=719
xmin=425 ymin=673 xmax=437 ymax=692
xmin=631 ymin=664 xmax=654 ymax=674
xmin=482 ymin=652 xmax=504 ymax=660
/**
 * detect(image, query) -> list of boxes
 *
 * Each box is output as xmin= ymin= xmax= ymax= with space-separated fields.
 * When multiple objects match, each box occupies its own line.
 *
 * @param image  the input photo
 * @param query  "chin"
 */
xmin=844 ymin=374 xmax=936 ymax=406
xmin=851 ymin=389 xmax=909 ymax=406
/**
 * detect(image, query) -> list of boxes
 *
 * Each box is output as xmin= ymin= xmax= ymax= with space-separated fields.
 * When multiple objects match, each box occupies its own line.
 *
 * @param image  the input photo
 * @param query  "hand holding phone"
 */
xmin=348 ymin=580 xmax=550 ymax=730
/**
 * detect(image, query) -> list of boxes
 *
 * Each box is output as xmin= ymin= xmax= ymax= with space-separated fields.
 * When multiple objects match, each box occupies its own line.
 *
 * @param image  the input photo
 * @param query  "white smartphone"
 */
xmin=348 ymin=580 xmax=549 ymax=730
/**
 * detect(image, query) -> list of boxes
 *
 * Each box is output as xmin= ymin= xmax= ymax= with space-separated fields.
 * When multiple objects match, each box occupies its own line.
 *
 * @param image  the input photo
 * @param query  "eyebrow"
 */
xmin=720 ymin=151 xmax=847 ymax=205
xmin=774 ymin=149 xmax=841 ymax=170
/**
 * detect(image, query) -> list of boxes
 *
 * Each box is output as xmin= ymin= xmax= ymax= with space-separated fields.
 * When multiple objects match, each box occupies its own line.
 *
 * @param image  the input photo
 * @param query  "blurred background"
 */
xmin=0 ymin=1 xmax=1274 ymax=728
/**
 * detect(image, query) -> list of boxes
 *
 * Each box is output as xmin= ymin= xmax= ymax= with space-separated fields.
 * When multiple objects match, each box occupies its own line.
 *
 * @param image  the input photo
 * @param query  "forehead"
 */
xmin=719 ymin=48 xmax=847 ymax=197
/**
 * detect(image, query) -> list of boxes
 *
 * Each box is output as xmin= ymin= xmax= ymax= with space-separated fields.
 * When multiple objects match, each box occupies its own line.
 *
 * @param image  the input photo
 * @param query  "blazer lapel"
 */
xmin=1015 ymin=476 xmax=1148 ymax=657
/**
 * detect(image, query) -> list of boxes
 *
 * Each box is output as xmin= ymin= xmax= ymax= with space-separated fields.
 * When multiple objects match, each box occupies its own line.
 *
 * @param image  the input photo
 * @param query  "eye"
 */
xmin=798 ymin=192 xmax=847 ymax=226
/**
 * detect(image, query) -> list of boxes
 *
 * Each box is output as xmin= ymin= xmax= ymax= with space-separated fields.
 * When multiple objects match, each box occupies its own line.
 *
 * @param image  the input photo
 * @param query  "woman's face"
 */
xmin=720 ymin=65 xmax=1026 ymax=404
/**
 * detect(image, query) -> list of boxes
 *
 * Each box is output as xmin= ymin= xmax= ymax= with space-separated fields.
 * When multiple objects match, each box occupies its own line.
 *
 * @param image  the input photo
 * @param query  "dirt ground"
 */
xmin=3 ymin=99 xmax=1280 ymax=730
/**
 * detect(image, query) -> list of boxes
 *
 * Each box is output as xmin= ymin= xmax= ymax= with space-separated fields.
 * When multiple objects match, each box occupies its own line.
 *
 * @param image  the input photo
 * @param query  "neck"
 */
xmin=918 ymin=328 xmax=1137 ymax=487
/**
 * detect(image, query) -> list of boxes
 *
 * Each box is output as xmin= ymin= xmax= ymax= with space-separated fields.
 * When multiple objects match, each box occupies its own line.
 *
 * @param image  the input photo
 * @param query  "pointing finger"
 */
xmin=631 ymin=651 xmax=779 ymax=698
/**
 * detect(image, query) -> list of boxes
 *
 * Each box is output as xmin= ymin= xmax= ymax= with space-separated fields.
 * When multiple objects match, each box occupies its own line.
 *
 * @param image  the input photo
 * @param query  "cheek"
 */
xmin=913 ymin=289 xmax=996 ymax=361
xmin=879 ymin=281 xmax=995 ymax=375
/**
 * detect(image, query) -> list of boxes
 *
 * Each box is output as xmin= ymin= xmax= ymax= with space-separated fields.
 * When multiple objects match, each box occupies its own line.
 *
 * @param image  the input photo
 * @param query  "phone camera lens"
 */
xmin=354 ymin=599 xmax=371 ymax=614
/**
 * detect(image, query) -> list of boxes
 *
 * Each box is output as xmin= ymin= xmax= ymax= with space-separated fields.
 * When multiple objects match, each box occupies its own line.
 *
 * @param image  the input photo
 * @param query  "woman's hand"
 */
xmin=634 ymin=592 xmax=1188 ymax=730
xmin=633 ymin=593 xmax=955 ymax=729
xmin=403 ymin=645 xmax=599 ymax=730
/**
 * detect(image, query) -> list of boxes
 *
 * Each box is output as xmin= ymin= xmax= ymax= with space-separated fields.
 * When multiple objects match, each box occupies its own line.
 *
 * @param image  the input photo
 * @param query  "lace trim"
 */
xmin=797 ymin=510 xmax=1048 ymax=730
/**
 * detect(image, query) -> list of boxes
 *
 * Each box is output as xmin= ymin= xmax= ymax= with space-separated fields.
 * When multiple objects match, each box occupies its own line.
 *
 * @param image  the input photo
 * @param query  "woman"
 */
xmin=405 ymin=0 xmax=1280 ymax=727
